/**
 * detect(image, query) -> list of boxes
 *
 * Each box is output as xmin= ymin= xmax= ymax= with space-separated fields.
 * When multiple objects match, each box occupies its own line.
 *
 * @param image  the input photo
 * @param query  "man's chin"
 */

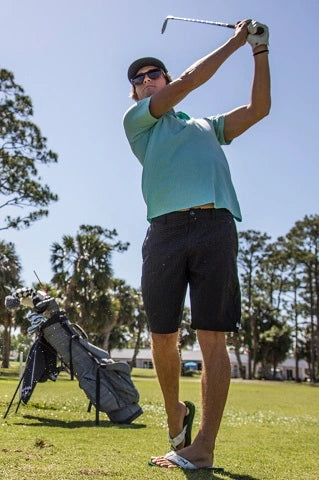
xmin=140 ymin=91 xmax=153 ymax=100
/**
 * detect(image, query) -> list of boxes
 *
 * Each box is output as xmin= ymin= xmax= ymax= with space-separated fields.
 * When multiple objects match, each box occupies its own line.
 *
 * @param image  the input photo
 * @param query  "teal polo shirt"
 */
xmin=123 ymin=97 xmax=242 ymax=222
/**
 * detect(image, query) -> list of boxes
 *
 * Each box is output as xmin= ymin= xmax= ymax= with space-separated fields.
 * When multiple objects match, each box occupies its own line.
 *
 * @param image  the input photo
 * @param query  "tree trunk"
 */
xmin=252 ymin=315 xmax=258 ymax=378
xmin=260 ymin=361 xmax=271 ymax=380
xmin=233 ymin=335 xmax=245 ymax=379
xmin=102 ymin=321 xmax=116 ymax=353
xmin=293 ymin=273 xmax=300 ymax=382
xmin=248 ymin=348 xmax=252 ymax=380
xmin=272 ymin=360 xmax=278 ymax=380
xmin=248 ymin=269 xmax=253 ymax=380
xmin=308 ymin=267 xmax=316 ymax=383
xmin=314 ymin=247 xmax=319 ymax=380
xmin=130 ymin=320 xmax=143 ymax=370
xmin=1 ymin=313 xmax=12 ymax=368
xmin=295 ymin=356 xmax=299 ymax=382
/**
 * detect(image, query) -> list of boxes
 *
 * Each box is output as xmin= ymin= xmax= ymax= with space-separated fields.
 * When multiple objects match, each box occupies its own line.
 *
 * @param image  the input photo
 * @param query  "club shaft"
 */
xmin=162 ymin=15 xmax=235 ymax=34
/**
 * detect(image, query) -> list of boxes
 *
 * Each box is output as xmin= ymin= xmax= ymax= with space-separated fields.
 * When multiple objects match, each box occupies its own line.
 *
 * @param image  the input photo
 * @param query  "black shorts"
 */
xmin=141 ymin=208 xmax=241 ymax=334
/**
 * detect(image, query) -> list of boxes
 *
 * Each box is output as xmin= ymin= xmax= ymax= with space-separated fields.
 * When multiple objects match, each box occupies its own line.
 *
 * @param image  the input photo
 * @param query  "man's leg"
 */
xmin=151 ymin=330 xmax=230 ymax=468
xmin=151 ymin=331 xmax=188 ymax=448
xmin=191 ymin=330 xmax=231 ymax=462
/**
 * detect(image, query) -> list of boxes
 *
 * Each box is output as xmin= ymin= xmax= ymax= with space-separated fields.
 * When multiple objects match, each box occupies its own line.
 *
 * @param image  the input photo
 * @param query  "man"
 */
xmin=123 ymin=19 xmax=270 ymax=470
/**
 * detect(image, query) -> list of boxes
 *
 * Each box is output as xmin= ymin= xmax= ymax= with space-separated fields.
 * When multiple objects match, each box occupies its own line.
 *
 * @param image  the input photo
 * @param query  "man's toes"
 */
xmin=150 ymin=456 xmax=177 ymax=468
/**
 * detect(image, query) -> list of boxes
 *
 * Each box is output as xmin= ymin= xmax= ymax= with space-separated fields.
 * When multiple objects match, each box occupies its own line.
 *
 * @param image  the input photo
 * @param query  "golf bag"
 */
xmin=4 ymin=288 xmax=143 ymax=424
xmin=21 ymin=336 xmax=59 ymax=404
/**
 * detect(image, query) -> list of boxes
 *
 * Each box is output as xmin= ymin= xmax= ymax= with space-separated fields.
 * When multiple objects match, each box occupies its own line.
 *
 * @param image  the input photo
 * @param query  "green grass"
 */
xmin=0 ymin=369 xmax=318 ymax=480
xmin=0 ymin=362 xmax=21 ymax=376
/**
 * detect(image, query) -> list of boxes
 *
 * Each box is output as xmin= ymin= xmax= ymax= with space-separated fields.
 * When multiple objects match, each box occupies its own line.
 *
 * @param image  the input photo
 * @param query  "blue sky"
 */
xmin=1 ymin=0 xmax=318 ymax=290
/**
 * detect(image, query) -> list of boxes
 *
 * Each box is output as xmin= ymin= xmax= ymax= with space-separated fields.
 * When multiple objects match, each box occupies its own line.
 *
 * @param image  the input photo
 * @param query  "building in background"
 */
xmin=111 ymin=349 xmax=309 ymax=381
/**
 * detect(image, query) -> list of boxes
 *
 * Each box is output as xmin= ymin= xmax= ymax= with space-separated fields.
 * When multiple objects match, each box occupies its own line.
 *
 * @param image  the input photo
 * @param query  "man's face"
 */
xmin=133 ymin=65 xmax=167 ymax=101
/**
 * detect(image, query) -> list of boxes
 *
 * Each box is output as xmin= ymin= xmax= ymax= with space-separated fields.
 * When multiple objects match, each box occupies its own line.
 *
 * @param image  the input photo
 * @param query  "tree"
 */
xmin=0 ymin=69 xmax=58 ymax=230
xmin=0 ymin=240 xmax=22 ymax=367
xmin=126 ymin=290 xmax=148 ymax=369
xmin=286 ymin=215 xmax=319 ymax=382
xmin=50 ymin=225 xmax=129 ymax=348
xmin=238 ymin=230 xmax=271 ymax=378
xmin=10 ymin=333 xmax=34 ymax=361
xmin=179 ymin=307 xmax=197 ymax=351
xmin=107 ymin=282 xmax=149 ymax=366
xmin=107 ymin=280 xmax=141 ymax=352
xmin=259 ymin=324 xmax=293 ymax=379
xmin=277 ymin=236 xmax=306 ymax=382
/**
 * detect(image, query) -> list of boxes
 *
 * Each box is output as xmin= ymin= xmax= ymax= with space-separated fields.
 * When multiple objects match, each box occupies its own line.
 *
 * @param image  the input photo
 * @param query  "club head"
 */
xmin=161 ymin=15 xmax=173 ymax=34
xmin=161 ymin=18 xmax=169 ymax=34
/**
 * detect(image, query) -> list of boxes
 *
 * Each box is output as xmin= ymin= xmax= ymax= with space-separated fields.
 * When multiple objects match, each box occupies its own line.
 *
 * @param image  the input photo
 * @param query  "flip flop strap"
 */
xmin=164 ymin=451 xmax=198 ymax=469
xmin=168 ymin=425 xmax=187 ymax=449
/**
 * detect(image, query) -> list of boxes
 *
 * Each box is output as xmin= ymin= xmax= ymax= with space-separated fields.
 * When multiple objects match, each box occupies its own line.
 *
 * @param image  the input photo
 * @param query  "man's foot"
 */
xmin=168 ymin=401 xmax=195 ymax=450
xmin=150 ymin=443 xmax=213 ymax=469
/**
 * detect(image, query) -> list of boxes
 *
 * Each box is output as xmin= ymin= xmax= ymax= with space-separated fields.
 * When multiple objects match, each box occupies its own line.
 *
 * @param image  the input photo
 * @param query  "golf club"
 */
xmin=161 ymin=15 xmax=264 ymax=35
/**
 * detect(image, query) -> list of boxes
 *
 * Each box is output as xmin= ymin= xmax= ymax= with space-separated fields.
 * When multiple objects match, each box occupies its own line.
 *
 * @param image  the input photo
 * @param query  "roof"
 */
xmin=111 ymin=349 xmax=254 ymax=364
xmin=280 ymin=358 xmax=308 ymax=368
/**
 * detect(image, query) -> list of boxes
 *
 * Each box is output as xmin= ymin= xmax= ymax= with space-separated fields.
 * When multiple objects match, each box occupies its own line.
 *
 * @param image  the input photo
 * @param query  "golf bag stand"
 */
xmin=3 ymin=375 xmax=24 ymax=419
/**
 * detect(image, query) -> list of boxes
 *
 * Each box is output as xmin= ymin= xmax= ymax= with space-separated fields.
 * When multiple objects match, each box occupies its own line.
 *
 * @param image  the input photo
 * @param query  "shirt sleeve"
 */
xmin=205 ymin=114 xmax=232 ymax=146
xmin=123 ymin=97 xmax=160 ymax=164
xmin=123 ymin=97 xmax=158 ymax=144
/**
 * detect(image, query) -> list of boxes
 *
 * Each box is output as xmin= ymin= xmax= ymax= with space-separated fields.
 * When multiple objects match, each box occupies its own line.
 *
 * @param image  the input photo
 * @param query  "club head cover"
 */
xmin=5 ymin=295 xmax=21 ymax=310
xmin=26 ymin=312 xmax=46 ymax=334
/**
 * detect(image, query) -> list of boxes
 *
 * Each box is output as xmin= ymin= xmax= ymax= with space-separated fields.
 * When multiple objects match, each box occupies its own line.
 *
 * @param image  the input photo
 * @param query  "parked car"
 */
xmin=181 ymin=361 xmax=198 ymax=377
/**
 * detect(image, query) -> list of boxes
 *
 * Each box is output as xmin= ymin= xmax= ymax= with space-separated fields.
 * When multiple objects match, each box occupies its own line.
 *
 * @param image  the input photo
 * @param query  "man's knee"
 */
xmin=197 ymin=330 xmax=226 ymax=341
xmin=151 ymin=331 xmax=179 ymax=351
xmin=197 ymin=330 xmax=227 ymax=352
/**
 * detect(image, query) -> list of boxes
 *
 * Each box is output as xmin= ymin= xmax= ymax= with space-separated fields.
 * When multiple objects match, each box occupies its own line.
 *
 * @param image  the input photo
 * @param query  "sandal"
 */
xmin=168 ymin=401 xmax=195 ymax=450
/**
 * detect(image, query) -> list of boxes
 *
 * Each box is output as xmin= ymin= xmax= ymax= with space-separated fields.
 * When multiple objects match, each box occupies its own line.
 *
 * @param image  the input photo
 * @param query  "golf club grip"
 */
xmin=248 ymin=24 xmax=265 ymax=35
xmin=228 ymin=22 xmax=265 ymax=35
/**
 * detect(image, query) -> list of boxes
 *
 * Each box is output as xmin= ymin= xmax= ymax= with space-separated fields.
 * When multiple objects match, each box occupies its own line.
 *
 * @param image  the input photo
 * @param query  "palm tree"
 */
xmin=107 ymin=281 xmax=147 ymax=358
xmin=50 ymin=224 xmax=129 ymax=348
xmin=0 ymin=240 xmax=22 ymax=367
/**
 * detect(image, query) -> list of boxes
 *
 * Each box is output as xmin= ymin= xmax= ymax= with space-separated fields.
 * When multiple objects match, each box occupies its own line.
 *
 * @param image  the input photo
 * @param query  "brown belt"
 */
xmin=179 ymin=203 xmax=214 ymax=211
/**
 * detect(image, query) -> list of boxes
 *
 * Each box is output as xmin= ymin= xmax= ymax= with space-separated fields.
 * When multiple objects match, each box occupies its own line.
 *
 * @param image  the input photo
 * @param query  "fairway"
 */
xmin=0 ymin=370 xmax=318 ymax=480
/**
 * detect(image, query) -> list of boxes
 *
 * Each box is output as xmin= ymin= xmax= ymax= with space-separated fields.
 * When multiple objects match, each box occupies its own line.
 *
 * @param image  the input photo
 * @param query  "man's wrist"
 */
xmin=227 ymin=35 xmax=244 ymax=54
xmin=253 ymin=44 xmax=268 ymax=54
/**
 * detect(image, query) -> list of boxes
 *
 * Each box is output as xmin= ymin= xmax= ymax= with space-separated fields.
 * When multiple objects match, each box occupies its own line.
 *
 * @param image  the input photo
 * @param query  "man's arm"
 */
xmin=149 ymin=20 xmax=251 ymax=118
xmin=223 ymin=31 xmax=271 ymax=142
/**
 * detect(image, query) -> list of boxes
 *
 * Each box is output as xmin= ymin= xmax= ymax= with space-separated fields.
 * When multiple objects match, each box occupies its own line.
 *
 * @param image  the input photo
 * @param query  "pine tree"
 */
xmin=0 ymin=69 xmax=58 ymax=230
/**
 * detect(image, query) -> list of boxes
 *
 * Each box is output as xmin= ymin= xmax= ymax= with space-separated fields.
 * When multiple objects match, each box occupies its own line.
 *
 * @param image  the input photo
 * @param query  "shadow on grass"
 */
xmin=15 ymin=414 xmax=146 ymax=429
xmin=182 ymin=469 xmax=261 ymax=480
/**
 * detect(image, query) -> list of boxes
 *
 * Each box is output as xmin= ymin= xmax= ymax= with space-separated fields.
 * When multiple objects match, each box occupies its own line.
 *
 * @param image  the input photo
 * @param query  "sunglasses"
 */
xmin=130 ymin=68 xmax=165 ymax=86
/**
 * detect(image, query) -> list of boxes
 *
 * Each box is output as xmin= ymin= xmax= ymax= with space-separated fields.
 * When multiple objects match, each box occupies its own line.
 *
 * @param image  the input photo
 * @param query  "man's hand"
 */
xmin=233 ymin=20 xmax=251 ymax=47
xmin=247 ymin=21 xmax=269 ymax=49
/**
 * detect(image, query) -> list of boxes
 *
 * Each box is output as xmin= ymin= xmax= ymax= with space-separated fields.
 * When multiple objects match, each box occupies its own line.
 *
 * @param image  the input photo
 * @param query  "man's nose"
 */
xmin=143 ymin=73 xmax=151 ymax=83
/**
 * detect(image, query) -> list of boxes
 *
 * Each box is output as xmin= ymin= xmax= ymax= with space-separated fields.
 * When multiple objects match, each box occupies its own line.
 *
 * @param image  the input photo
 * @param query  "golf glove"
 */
xmin=247 ymin=21 xmax=269 ymax=48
